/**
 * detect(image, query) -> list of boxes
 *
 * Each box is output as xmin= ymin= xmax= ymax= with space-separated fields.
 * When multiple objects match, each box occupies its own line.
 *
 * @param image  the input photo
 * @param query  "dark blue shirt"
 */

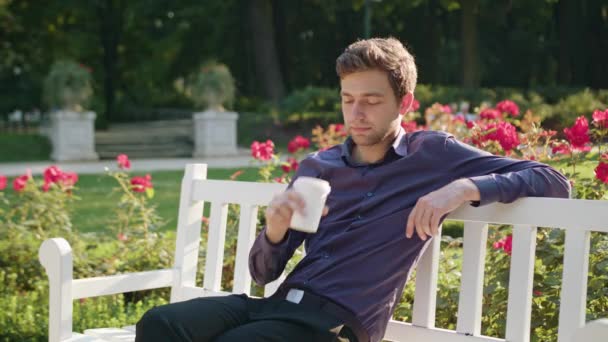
xmin=249 ymin=129 xmax=570 ymax=342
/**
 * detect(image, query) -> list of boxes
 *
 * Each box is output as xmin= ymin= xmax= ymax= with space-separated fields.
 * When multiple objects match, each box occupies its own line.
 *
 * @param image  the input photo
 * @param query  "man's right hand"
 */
xmin=264 ymin=190 xmax=306 ymax=244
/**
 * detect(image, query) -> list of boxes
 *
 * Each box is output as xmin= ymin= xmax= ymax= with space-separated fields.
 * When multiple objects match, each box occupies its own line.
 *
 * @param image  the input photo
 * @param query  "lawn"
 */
xmin=0 ymin=133 xmax=51 ymax=162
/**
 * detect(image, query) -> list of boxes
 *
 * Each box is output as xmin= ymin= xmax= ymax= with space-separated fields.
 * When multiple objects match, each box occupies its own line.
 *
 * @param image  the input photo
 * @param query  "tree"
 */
xmin=248 ymin=0 xmax=286 ymax=104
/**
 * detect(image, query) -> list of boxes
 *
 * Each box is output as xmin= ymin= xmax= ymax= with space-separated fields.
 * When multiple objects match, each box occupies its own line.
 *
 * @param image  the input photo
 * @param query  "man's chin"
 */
xmin=351 ymin=136 xmax=380 ymax=147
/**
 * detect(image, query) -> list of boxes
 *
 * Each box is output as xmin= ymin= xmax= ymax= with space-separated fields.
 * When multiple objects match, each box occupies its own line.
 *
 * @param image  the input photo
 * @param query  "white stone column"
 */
xmin=192 ymin=110 xmax=239 ymax=157
xmin=49 ymin=110 xmax=99 ymax=161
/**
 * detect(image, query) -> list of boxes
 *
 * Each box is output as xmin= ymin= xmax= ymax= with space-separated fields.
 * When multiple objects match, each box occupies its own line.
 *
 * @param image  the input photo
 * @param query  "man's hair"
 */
xmin=336 ymin=37 xmax=417 ymax=100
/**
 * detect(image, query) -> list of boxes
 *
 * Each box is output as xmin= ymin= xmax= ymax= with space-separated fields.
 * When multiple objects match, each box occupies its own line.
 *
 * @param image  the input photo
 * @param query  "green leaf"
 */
xmin=145 ymin=188 xmax=154 ymax=199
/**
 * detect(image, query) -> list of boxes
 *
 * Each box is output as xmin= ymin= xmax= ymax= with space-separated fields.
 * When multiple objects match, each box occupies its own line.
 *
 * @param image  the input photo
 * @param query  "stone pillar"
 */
xmin=193 ymin=110 xmax=239 ymax=157
xmin=49 ymin=110 xmax=99 ymax=161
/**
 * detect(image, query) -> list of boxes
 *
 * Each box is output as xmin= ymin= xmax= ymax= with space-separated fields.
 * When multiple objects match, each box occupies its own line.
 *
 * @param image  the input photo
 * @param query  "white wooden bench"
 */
xmin=39 ymin=163 xmax=608 ymax=342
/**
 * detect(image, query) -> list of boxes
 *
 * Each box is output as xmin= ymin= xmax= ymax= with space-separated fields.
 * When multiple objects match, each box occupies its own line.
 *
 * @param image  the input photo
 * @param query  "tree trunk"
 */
xmin=96 ymin=0 xmax=122 ymax=123
xmin=461 ymin=0 xmax=479 ymax=87
xmin=248 ymin=0 xmax=286 ymax=104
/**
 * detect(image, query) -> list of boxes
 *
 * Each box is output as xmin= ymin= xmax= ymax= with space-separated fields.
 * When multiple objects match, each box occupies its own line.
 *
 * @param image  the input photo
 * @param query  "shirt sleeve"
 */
xmin=441 ymin=135 xmax=571 ymax=206
xmin=248 ymin=156 xmax=320 ymax=285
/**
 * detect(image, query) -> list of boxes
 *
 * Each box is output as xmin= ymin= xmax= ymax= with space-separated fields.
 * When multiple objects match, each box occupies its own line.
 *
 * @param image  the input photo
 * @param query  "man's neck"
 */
xmin=352 ymin=131 xmax=399 ymax=164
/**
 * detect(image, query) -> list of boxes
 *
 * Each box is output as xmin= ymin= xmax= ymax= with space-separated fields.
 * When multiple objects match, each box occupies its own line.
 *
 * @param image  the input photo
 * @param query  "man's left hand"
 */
xmin=406 ymin=179 xmax=480 ymax=240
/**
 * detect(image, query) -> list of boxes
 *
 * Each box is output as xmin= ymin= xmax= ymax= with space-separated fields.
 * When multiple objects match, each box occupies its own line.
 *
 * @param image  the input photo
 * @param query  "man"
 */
xmin=136 ymin=37 xmax=570 ymax=342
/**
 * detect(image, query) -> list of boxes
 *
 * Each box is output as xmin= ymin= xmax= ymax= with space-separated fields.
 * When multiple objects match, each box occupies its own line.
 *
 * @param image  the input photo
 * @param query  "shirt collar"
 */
xmin=340 ymin=127 xmax=408 ymax=165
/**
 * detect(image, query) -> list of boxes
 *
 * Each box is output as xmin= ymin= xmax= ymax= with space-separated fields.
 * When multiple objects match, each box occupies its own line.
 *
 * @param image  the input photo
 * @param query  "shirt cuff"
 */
xmin=260 ymin=226 xmax=290 ymax=252
xmin=467 ymin=175 xmax=501 ymax=207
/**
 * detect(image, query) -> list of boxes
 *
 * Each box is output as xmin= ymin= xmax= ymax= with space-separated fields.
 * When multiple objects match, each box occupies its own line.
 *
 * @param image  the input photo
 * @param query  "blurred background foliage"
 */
xmin=0 ymin=0 xmax=607 ymax=128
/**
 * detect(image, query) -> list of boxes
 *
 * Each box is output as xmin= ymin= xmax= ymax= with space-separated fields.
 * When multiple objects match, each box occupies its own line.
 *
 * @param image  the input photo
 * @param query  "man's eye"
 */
xmin=368 ymin=99 xmax=380 ymax=105
xmin=342 ymin=99 xmax=354 ymax=104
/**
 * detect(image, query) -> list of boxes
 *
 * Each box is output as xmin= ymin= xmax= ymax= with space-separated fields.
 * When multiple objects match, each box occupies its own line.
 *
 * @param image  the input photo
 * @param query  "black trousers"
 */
xmin=135 ymin=294 xmax=358 ymax=342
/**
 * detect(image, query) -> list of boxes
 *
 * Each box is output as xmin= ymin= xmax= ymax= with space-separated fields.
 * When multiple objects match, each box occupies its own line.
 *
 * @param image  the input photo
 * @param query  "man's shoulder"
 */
xmin=409 ymin=130 xmax=452 ymax=141
xmin=407 ymin=130 xmax=454 ymax=151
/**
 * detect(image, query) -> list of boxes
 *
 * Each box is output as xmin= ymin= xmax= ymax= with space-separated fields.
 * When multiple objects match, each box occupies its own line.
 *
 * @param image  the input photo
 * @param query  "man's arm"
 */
xmin=248 ymin=157 xmax=321 ymax=285
xmin=406 ymin=134 xmax=571 ymax=240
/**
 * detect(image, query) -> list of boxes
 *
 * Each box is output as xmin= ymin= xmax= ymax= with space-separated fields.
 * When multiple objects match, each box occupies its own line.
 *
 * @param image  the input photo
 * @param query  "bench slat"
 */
xmin=72 ymin=269 xmax=174 ymax=300
xmin=505 ymin=224 xmax=537 ymax=342
xmin=457 ymin=222 xmax=488 ymax=336
xmin=233 ymin=205 xmax=259 ymax=294
xmin=170 ymin=164 xmax=206 ymax=303
xmin=558 ymin=229 xmax=591 ymax=342
xmin=203 ymin=202 xmax=229 ymax=292
xmin=385 ymin=320 xmax=505 ymax=342
xmin=449 ymin=198 xmax=608 ymax=232
xmin=192 ymin=179 xmax=287 ymax=206
xmin=412 ymin=226 xmax=441 ymax=328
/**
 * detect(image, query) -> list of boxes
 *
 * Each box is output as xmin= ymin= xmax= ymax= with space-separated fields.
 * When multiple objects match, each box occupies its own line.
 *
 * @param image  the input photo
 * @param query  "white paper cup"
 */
xmin=289 ymin=177 xmax=331 ymax=233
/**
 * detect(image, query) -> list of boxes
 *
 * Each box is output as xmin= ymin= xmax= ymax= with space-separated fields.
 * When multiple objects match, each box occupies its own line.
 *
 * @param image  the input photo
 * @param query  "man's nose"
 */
xmin=351 ymin=102 xmax=365 ymax=119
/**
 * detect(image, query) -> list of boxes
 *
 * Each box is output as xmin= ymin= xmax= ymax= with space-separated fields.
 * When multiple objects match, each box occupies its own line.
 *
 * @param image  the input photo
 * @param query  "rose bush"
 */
xmin=2 ymin=97 xmax=607 ymax=340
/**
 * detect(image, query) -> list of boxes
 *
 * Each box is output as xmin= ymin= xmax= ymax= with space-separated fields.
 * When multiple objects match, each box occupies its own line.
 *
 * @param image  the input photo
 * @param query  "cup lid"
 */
xmin=294 ymin=176 xmax=331 ymax=193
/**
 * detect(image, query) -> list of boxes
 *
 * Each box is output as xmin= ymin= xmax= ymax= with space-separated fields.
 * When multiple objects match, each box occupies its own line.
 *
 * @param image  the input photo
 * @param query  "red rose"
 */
xmin=59 ymin=172 xmax=78 ymax=187
xmin=441 ymin=104 xmax=452 ymax=114
xmin=43 ymin=165 xmax=62 ymax=184
xmin=131 ymin=174 xmax=153 ymax=192
xmin=403 ymin=98 xmax=420 ymax=112
xmin=117 ymin=154 xmax=131 ymax=170
xmin=564 ymin=116 xmax=591 ymax=151
xmin=552 ymin=142 xmax=572 ymax=155
xmin=480 ymin=108 xmax=503 ymax=120
xmin=287 ymin=136 xmax=310 ymax=154
xmin=13 ymin=174 xmax=30 ymax=192
xmin=595 ymin=162 xmax=608 ymax=184
xmin=502 ymin=235 xmax=513 ymax=255
xmin=251 ymin=140 xmax=275 ymax=160
xmin=0 ymin=175 xmax=6 ymax=191
xmin=592 ymin=109 xmax=608 ymax=129
xmin=281 ymin=157 xmax=299 ymax=173
xmin=483 ymin=121 xmax=520 ymax=152
xmin=496 ymin=100 xmax=520 ymax=117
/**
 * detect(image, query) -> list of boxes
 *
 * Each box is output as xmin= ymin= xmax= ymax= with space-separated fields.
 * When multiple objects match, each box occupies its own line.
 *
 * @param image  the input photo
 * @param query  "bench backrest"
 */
xmin=173 ymin=164 xmax=608 ymax=342
xmin=38 ymin=163 xmax=608 ymax=342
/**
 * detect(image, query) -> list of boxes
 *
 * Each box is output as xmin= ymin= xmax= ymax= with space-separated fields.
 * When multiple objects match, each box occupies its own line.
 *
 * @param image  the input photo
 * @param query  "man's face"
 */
xmin=340 ymin=69 xmax=404 ymax=147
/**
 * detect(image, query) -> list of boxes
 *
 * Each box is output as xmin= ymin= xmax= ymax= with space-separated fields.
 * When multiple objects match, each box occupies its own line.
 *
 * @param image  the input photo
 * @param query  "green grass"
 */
xmin=72 ymin=167 xmax=263 ymax=234
xmin=0 ymin=133 xmax=51 ymax=162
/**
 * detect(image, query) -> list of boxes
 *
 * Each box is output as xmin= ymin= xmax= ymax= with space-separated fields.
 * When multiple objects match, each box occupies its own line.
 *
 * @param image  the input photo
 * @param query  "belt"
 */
xmin=272 ymin=287 xmax=369 ymax=342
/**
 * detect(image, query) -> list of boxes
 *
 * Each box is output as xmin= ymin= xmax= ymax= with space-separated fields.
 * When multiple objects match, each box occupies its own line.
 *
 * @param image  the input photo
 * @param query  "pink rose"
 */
xmin=281 ymin=157 xmax=299 ymax=173
xmin=43 ymin=165 xmax=62 ymax=184
xmin=592 ymin=109 xmax=608 ymax=129
xmin=0 ymin=175 xmax=6 ymax=191
xmin=287 ymin=136 xmax=311 ymax=154
xmin=483 ymin=121 xmax=520 ymax=152
xmin=117 ymin=154 xmax=131 ymax=170
xmin=13 ymin=174 xmax=30 ymax=192
xmin=564 ymin=116 xmax=591 ymax=151
xmin=251 ymin=140 xmax=275 ymax=160
xmin=130 ymin=174 xmax=153 ymax=192
xmin=595 ymin=162 xmax=608 ymax=184
xmin=480 ymin=108 xmax=503 ymax=120
xmin=496 ymin=100 xmax=520 ymax=117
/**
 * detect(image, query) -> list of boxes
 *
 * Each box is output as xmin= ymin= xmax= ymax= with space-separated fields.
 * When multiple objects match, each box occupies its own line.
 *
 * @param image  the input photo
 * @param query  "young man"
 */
xmin=136 ymin=38 xmax=570 ymax=342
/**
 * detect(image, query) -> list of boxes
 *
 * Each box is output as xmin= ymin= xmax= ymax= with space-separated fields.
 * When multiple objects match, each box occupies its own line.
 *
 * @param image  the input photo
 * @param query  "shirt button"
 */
xmin=323 ymin=253 xmax=330 ymax=259
xmin=366 ymin=192 xmax=374 ymax=197
xmin=355 ymin=214 xmax=363 ymax=220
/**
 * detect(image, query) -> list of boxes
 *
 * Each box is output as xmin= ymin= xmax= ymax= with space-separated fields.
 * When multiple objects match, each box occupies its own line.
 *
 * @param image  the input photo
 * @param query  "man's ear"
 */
xmin=399 ymin=92 xmax=415 ymax=114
